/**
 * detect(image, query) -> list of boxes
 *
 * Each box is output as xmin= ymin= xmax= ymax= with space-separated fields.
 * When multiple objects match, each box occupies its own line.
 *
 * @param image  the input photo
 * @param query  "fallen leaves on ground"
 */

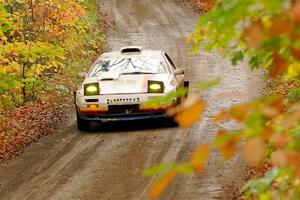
xmin=183 ymin=0 xmax=215 ymax=13
xmin=0 ymin=100 xmax=70 ymax=163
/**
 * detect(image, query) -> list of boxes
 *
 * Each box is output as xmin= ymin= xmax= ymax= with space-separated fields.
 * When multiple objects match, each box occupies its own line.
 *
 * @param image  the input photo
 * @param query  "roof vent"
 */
xmin=120 ymin=46 xmax=142 ymax=54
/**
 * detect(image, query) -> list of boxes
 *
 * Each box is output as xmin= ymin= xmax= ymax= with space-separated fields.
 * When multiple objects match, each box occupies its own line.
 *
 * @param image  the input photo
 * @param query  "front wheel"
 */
xmin=77 ymin=115 xmax=90 ymax=131
xmin=183 ymin=80 xmax=189 ymax=98
xmin=166 ymin=117 xmax=179 ymax=127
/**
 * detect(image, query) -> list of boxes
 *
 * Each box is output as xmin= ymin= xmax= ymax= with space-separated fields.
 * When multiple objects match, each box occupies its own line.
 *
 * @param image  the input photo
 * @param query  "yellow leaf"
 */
xmin=191 ymin=144 xmax=210 ymax=173
xmin=148 ymin=170 xmax=177 ymax=199
xmin=186 ymin=33 xmax=194 ymax=43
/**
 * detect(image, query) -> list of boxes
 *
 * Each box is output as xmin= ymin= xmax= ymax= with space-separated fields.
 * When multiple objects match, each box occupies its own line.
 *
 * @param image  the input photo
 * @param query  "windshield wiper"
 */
xmin=122 ymin=72 xmax=156 ymax=75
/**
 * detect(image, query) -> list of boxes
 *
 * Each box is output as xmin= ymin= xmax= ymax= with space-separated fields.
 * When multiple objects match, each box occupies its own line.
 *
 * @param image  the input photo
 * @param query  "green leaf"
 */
xmin=176 ymin=163 xmax=193 ymax=175
xmin=143 ymin=87 xmax=188 ymax=106
xmin=288 ymin=87 xmax=300 ymax=101
xmin=212 ymin=131 xmax=239 ymax=147
xmin=196 ymin=78 xmax=221 ymax=91
xmin=143 ymin=163 xmax=175 ymax=176
xmin=231 ymin=51 xmax=244 ymax=65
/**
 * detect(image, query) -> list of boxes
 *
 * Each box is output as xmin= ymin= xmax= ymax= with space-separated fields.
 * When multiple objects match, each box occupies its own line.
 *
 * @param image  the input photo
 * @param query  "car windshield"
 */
xmin=88 ymin=56 xmax=168 ymax=77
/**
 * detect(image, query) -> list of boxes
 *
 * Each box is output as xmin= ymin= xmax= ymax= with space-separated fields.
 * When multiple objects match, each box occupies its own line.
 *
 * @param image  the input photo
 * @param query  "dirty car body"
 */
xmin=75 ymin=46 xmax=188 ymax=130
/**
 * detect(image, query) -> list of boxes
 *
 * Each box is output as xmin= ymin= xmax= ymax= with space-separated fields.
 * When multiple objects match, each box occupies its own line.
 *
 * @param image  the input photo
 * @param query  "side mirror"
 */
xmin=78 ymin=72 xmax=88 ymax=78
xmin=174 ymin=68 xmax=184 ymax=75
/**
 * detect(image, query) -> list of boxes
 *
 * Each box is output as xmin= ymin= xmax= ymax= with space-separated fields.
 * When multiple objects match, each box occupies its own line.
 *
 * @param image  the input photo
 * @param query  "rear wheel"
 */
xmin=77 ymin=114 xmax=90 ymax=131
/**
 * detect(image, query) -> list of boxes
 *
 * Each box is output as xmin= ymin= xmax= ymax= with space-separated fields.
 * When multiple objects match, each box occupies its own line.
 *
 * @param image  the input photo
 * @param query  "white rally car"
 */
xmin=75 ymin=46 xmax=189 ymax=130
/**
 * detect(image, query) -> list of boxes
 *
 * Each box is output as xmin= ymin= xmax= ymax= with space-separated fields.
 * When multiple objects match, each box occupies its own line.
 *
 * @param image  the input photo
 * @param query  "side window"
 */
xmin=165 ymin=53 xmax=176 ymax=69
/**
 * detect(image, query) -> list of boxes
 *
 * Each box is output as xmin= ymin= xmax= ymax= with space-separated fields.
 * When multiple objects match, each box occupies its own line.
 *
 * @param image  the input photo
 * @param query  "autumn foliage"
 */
xmin=0 ymin=0 xmax=105 ymax=161
xmin=0 ymin=0 xmax=104 ymax=111
xmin=146 ymin=0 xmax=300 ymax=199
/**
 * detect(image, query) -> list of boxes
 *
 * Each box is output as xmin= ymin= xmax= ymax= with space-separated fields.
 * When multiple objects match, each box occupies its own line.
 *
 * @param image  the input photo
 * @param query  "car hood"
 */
xmin=84 ymin=74 xmax=173 ymax=95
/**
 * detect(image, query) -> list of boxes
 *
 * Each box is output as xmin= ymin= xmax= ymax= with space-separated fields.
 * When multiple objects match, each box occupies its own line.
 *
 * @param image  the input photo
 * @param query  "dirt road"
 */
xmin=0 ymin=1 xmax=264 ymax=200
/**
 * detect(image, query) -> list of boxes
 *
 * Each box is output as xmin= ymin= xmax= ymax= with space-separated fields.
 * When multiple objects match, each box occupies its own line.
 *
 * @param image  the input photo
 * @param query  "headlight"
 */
xmin=148 ymin=81 xmax=164 ymax=93
xmin=84 ymin=83 xmax=100 ymax=96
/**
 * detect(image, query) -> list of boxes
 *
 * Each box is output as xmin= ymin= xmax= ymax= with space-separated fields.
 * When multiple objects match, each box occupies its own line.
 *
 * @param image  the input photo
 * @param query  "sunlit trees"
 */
xmin=0 ymin=0 xmax=104 ymax=111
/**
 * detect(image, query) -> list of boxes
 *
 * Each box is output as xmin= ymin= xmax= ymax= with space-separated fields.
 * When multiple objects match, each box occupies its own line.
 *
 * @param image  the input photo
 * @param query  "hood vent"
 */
xmin=120 ymin=46 xmax=142 ymax=54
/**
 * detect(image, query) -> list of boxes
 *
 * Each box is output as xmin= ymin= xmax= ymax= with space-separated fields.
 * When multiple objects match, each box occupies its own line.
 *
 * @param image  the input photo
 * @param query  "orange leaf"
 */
xmin=271 ymin=135 xmax=292 ymax=148
xmin=228 ymin=103 xmax=251 ymax=123
xmin=148 ymin=170 xmax=177 ymax=199
xmin=220 ymin=144 xmax=236 ymax=160
xmin=191 ymin=144 xmax=210 ymax=173
xmin=242 ymin=137 xmax=266 ymax=166
xmin=213 ymin=111 xmax=226 ymax=123
xmin=216 ymin=129 xmax=226 ymax=137
xmin=204 ymin=0 xmax=216 ymax=11
xmin=286 ymin=152 xmax=300 ymax=178
xmin=271 ymin=150 xmax=287 ymax=167
xmin=174 ymin=100 xmax=206 ymax=128
xmin=261 ymin=125 xmax=274 ymax=141
xmin=261 ymin=106 xmax=280 ymax=118
xmin=268 ymin=17 xmax=294 ymax=37
xmin=270 ymin=52 xmax=289 ymax=78
xmin=291 ymin=47 xmax=300 ymax=61
xmin=269 ymin=97 xmax=286 ymax=113
xmin=282 ymin=111 xmax=300 ymax=131
xmin=291 ymin=4 xmax=300 ymax=23
xmin=243 ymin=20 xmax=265 ymax=47
xmin=220 ymin=135 xmax=240 ymax=160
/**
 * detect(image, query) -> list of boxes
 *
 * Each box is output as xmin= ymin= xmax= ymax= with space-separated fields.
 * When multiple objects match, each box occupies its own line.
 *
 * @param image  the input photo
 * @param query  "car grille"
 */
xmin=106 ymin=98 xmax=140 ymax=104
xmin=108 ymin=104 xmax=139 ymax=114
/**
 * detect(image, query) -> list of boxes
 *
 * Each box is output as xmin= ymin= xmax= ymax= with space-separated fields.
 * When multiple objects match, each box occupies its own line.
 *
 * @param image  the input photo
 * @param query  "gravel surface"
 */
xmin=0 ymin=0 xmax=264 ymax=199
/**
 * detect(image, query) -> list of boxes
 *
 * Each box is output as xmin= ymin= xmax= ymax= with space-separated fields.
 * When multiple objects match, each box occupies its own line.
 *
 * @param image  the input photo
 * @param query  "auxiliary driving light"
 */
xmin=84 ymin=83 xmax=99 ymax=96
xmin=148 ymin=81 xmax=164 ymax=93
xmin=87 ymin=104 xmax=98 ymax=108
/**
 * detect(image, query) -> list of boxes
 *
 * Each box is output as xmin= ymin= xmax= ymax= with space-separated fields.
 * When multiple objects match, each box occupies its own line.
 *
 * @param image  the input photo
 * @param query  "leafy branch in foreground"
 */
xmin=146 ymin=0 xmax=300 ymax=199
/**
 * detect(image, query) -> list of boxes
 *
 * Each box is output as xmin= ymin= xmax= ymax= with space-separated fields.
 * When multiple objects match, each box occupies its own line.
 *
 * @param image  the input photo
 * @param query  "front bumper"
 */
xmin=77 ymin=112 xmax=169 ymax=122
xmin=75 ymin=92 xmax=176 ymax=122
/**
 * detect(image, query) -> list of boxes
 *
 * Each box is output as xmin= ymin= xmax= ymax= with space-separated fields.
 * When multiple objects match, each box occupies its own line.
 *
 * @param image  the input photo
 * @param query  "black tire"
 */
xmin=184 ymin=80 xmax=189 ymax=98
xmin=77 ymin=115 xmax=90 ymax=131
xmin=166 ymin=117 xmax=179 ymax=127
